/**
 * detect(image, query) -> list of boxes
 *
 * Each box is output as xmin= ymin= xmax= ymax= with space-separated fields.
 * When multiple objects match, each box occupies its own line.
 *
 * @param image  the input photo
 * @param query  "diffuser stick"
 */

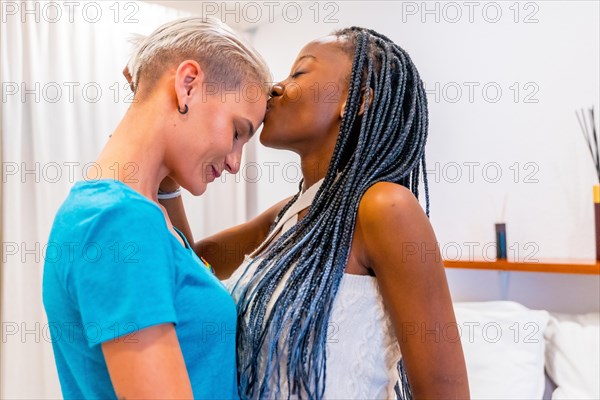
xmin=577 ymin=109 xmax=600 ymax=180
xmin=590 ymin=107 xmax=600 ymax=182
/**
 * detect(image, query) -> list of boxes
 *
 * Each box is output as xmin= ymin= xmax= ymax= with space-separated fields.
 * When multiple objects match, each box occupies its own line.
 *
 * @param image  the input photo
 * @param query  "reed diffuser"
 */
xmin=576 ymin=106 xmax=600 ymax=260
xmin=494 ymin=193 xmax=509 ymax=260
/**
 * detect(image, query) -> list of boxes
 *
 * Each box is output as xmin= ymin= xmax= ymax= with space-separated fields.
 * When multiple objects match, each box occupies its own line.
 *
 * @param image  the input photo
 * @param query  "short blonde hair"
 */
xmin=127 ymin=16 xmax=271 ymax=96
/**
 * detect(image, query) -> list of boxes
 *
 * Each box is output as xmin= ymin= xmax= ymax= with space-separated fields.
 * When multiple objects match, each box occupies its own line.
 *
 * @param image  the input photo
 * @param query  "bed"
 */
xmin=452 ymin=301 xmax=599 ymax=399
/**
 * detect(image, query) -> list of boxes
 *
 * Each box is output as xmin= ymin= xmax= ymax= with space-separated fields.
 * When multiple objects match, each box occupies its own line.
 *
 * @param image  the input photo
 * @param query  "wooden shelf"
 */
xmin=444 ymin=259 xmax=600 ymax=275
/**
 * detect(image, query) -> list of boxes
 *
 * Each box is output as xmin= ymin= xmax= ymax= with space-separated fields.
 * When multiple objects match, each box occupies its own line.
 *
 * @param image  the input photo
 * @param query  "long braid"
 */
xmin=234 ymin=27 xmax=430 ymax=400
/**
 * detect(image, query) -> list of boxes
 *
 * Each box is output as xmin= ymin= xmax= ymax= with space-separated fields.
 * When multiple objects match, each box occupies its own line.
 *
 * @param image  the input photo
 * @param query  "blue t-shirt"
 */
xmin=42 ymin=179 xmax=239 ymax=399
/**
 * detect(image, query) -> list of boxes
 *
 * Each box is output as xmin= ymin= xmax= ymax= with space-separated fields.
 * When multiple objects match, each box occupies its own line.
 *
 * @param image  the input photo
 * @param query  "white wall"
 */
xmin=241 ymin=1 xmax=600 ymax=312
xmin=0 ymin=2 xmax=193 ymax=397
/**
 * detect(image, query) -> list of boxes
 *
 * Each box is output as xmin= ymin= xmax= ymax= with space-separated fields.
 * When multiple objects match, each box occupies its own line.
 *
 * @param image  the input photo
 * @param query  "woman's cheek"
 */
xmin=284 ymin=83 xmax=303 ymax=104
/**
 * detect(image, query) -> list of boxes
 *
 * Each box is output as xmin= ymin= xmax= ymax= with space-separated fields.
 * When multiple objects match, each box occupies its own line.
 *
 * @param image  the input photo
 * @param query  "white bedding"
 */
xmin=544 ymin=312 xmax=600 ymax=399
xmin=451 ymin=301 xmax=600 ymax=399
xmin=453 ymin=301 xmax=550 ymax=399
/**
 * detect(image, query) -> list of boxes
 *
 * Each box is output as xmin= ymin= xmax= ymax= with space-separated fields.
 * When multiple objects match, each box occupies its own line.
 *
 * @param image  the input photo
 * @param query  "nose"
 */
xmin=270 ymin=83 xmax=284 ymax=98
xmin=224 ymin=148 xmax=241 ymax=174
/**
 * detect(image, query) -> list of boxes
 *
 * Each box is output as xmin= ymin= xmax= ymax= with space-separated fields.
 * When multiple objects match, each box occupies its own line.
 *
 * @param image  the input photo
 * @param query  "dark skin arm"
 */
xmin=192 ymin=197 xmax=291 ymax=279
xmin=356 ymin=182 xmax=470 ymax=399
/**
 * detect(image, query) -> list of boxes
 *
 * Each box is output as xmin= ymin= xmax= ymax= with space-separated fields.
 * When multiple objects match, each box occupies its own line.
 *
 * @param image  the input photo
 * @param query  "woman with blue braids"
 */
xmin=163 ymin=27 xmax=470 ymax=399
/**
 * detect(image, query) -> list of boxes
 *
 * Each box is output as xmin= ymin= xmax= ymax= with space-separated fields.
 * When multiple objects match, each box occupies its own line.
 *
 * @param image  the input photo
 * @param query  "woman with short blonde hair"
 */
xmin=43 ymin=16 xmax=270 ymax=399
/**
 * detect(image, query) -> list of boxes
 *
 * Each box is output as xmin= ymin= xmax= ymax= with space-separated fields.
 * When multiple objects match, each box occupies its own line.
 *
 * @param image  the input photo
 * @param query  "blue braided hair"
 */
xmin=233 ymin=27 xmax=430 ymax=400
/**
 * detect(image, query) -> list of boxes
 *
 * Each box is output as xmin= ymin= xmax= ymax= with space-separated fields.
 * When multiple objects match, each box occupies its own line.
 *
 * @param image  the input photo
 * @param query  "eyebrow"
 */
xmin=297 ymin=54 xmax=317 ymax=63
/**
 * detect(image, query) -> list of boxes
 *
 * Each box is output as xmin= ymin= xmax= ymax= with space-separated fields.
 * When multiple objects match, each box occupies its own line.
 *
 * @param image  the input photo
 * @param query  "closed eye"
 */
xmin=290 ymin=70 xmax=306 ymax=79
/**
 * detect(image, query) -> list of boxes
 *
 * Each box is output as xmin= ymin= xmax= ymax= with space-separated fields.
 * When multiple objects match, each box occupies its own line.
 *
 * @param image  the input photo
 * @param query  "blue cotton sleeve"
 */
xmin=65 ymin=198 xmax=178 ymax=348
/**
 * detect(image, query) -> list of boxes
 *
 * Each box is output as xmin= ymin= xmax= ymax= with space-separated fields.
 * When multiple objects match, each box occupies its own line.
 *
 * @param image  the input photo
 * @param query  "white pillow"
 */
xmin=544 ymin=312 xmax=600 ymax=399
xmin=453 ymin=301 xmax=550 ymax=399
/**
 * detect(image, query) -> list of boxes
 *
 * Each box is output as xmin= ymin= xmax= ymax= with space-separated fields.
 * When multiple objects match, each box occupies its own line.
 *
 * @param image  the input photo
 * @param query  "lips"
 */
xmin=265 ymin=101 xmax=275 ymax=122
xmin=211 ymin=165 xmax=222 ymax=178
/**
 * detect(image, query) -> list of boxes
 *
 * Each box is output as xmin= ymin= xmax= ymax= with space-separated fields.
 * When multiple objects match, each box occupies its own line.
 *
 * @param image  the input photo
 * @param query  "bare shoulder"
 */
xmin=356 ymin=182 xmax=438 ymax=272
xmin=357 ymin=182 xmax=424 ymax=228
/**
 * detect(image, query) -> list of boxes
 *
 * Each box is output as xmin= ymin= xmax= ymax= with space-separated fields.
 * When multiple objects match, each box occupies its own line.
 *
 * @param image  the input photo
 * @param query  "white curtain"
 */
xmin=0 ymin=1 xmax=254 ymax=397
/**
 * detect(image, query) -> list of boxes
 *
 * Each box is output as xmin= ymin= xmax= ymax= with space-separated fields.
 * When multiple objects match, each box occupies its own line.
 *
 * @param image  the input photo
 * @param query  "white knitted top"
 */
xmin=224 ymin=179 xmax=403 ymax=399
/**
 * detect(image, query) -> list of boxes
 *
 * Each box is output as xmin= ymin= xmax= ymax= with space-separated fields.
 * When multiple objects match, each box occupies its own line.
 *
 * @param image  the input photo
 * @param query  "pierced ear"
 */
xmin=175 ymin=60 xmax=203 ymax=103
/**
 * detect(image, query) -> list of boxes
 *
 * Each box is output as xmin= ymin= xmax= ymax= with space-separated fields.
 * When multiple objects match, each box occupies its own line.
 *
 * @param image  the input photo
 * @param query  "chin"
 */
xmin=258 ymin=131 xmax=273 ymax=147
xmin=184 ymin=181 xmax=208 ymax=197
xmin=259 ymin=119 xmax=280 ymax=148
xmin=193 ymin=185 xmax=208 ymax=196
xmin=259 ymin=130 xmax=288 ymax=150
